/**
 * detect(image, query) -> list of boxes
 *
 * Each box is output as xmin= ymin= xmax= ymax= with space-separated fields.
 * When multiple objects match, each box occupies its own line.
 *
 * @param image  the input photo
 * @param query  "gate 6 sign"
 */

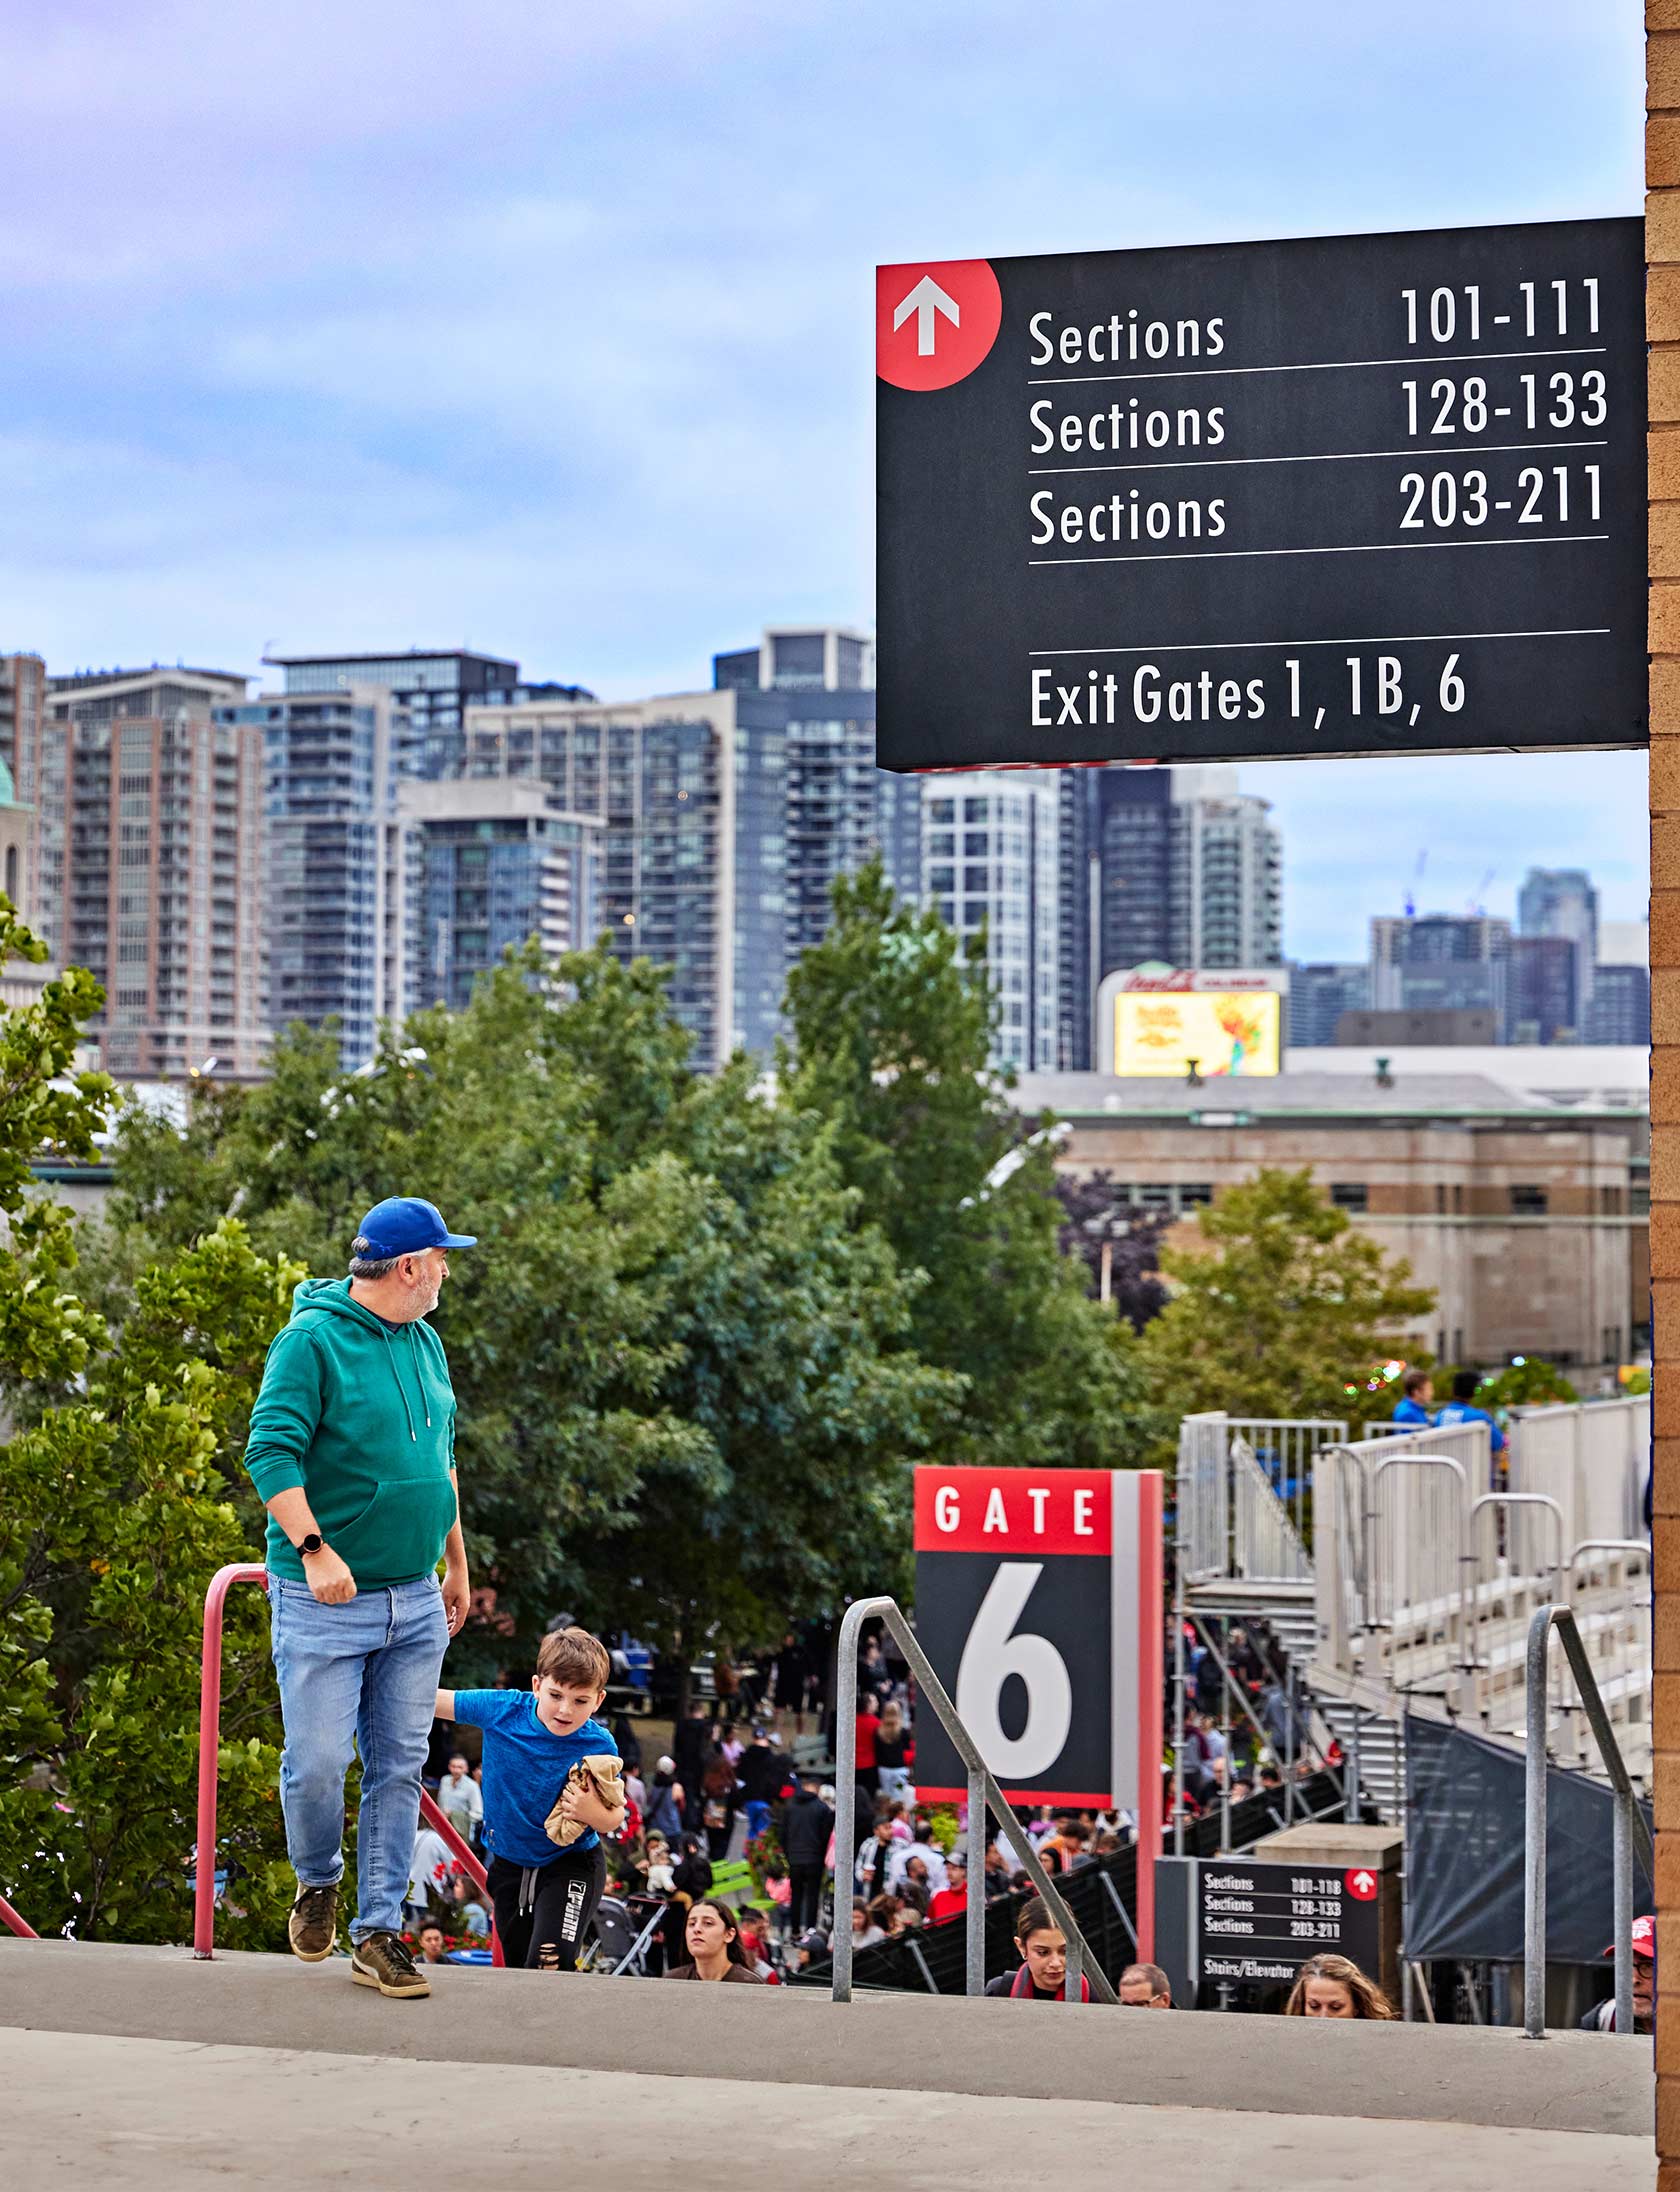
xmin=912 ymin=1467 xmax=1162 ymax=1808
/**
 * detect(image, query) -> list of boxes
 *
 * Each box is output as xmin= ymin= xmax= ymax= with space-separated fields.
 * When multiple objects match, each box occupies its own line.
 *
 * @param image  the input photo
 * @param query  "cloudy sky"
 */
xmin=0 ymin=0 xmax=1648 ymax=961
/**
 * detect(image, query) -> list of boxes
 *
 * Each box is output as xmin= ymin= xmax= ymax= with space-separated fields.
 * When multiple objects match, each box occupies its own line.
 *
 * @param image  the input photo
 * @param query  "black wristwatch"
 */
xmin=297 ymin=1532 xmax=325 ymax=1558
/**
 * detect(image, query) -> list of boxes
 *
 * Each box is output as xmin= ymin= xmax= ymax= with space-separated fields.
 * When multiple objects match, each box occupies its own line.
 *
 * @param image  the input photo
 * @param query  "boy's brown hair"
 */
xmin=535 ymin=1625 xmax=611 ymax=1694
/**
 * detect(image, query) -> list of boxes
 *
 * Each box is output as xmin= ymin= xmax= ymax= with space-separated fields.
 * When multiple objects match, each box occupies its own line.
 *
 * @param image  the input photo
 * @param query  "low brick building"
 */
xmin=1016 ymin=1065 xmax=1649 ymax=1372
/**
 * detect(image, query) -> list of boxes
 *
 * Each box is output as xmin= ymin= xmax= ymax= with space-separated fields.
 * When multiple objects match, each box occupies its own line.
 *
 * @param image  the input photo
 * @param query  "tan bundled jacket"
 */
xmin=544 ymin=1753 xmax=625 ymax=1847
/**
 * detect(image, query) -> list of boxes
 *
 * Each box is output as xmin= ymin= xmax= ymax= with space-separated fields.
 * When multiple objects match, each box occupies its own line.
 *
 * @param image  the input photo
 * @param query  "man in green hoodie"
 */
xmin=244 ymin=1196 xmax=476 ymax=2000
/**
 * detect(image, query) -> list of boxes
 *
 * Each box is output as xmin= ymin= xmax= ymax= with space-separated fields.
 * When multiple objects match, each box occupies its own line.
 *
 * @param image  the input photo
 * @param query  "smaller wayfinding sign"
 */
xmin=876 ymin=217 xmax=1646 ymax=769
xmin=1190 ymin=1858 xmax=1381 ymax=1987
xmin=911 ymin=1466 xmax=1162 ymax=1809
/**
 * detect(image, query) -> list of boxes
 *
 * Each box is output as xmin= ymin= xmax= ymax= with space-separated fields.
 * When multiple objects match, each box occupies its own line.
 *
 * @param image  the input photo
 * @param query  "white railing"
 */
xmin=1314 ymin=1423 xmax=1488 ymax=1706
xmin=1508 ymin=1395 xmax=1651 ymax=1550
xmin=1312 ymin=1402 xmax=1651 ymax=1778
xmin=1177 ymin=1412 xmax=1343 ymax=1584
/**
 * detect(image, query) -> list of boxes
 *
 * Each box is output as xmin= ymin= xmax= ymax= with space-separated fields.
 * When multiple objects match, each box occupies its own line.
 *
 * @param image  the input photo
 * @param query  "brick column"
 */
xmin=1653 ymin=8 xmax=1680 ymax=2181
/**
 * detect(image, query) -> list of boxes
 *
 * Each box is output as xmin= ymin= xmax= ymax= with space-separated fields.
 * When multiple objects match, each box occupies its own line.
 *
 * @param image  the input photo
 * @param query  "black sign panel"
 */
xmin=1192 ymin=1857 xmax=1382 ymax=1988
xmin=876 ymin=218 xmax=1646 ymax=770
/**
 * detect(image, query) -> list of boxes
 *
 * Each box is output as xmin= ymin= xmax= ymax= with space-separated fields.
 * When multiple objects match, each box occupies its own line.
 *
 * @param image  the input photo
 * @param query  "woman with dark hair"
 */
xmin=662 ymin=1898 xmax=767 ymax=1983
xmin=874 ymin=1700 xmax=912 ymax=1800
xmin=1284 ymin=1953 xmax=1397 ymax=2020
xmin=982 ymin=1897 xmax=1092 ymax=2001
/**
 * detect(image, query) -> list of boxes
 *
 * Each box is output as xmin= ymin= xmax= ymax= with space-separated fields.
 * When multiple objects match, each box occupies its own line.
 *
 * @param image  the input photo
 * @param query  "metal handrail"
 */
xmin=1523 ymin=1602 xmax=1654 ymax=2038
xmin=833 ymin=1596 xmax=1117 ymax=2005
xmin=0 ymin=1891 xmax=37 ymax=1939
xmin=194 ymin=1562 xmax=498 ymax=1962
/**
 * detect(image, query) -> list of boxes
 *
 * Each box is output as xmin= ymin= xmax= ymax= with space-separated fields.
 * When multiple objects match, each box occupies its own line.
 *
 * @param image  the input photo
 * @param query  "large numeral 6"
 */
xmin=955 ymin=1562 xmax=1072 ymax=1780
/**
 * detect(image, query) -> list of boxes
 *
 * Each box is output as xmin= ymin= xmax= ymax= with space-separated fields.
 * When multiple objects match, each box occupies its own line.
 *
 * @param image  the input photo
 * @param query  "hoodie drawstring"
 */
xmin=409 ymin=1325 xmax=432 ymax=1429
xmin=382 ymin=1329 xmax=418 ymax=1443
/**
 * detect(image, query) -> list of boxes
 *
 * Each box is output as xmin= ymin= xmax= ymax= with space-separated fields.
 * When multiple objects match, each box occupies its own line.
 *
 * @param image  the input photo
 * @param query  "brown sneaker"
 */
xmin=287 ymin=1883 xmax=339 ymax=1962
xmin=351 ymin=1930 xmax=430 ymax=1999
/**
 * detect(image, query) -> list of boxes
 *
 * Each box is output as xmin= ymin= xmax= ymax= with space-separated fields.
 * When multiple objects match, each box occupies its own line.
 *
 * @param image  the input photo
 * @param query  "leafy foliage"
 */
xmin=97 ymin=944 xmax=959 ymax=1670
xmin=1134 ymin=1167 xmax=1437 ymax=1436
xmin=0 ymin=898 xmax=298 ymax=1942
xmin=782 ymin=865 xmax=1150 ymax=1470
xmin=1052 ymin=1170 xmax=1171 ymax=1331
xmin=1462 ymin=1356 xmax=1579 ymax=1410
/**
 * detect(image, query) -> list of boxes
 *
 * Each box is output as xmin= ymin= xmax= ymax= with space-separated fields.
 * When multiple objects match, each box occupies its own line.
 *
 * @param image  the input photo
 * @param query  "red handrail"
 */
xmin=194 ymin=1561 xmax=499 ymax=1962
xmin=0 ymin=1891 xmax=38 ymax=1939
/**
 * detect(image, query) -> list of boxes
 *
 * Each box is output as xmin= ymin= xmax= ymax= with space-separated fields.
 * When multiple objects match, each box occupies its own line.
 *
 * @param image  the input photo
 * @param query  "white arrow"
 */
xmin=1351 ymin=1871 xmax=1374 ymax=1893
xmin=893 ymin=274 xmax=961 ymax=357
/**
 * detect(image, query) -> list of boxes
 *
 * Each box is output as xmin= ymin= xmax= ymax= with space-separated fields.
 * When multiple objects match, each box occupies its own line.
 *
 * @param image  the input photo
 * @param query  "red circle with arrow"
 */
xmin=877 ymin=260 xmax=1003 ymax=392
xmin=1344 ymin=1866 xmax=1379 ymax=1902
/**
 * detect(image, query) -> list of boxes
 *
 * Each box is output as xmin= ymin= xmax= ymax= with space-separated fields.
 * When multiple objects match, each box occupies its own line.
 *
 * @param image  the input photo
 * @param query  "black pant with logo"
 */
xmin=487 ymin=1845 xmax=606 ymax=1971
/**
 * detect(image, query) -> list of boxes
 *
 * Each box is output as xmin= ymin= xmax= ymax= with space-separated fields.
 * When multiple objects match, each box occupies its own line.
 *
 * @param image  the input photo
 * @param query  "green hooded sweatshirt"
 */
xmin=244 ymin=1278 xmax=460 ymax=1588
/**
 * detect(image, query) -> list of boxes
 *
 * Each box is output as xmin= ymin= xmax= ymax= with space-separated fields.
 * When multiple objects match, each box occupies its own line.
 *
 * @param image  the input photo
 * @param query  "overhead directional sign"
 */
xmin=876 ymin=218 xmax=1646 ymax=770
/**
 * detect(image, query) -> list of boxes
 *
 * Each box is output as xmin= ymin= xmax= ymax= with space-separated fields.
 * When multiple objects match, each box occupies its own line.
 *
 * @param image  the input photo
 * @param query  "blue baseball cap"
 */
xmin=354 ymin=1197 xmax=477 ymax=1258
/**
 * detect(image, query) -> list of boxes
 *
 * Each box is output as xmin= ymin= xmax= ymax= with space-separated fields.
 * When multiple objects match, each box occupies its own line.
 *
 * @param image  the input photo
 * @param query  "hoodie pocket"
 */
xmin=330 ymin=1474 xmax=457 ymax=1585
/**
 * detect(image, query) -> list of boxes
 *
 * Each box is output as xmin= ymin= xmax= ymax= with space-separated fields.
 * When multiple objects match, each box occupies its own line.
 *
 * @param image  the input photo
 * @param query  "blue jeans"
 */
xmin=270 ymin=1573 xmax=449 ymax=1943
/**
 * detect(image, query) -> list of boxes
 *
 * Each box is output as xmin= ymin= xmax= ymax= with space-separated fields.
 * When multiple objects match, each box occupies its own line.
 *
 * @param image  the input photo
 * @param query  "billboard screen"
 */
xmin=1104 ymin=973 xmax=1283 ymax=1078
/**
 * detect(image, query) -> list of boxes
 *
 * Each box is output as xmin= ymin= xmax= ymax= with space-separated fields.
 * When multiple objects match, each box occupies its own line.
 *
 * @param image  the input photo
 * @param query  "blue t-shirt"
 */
xmin=450 ymin=1691 xmax=618 ymax=1868
xmin=1438 ymin=1400 xmax=1506 ymax=1454
xmin=1391 ymin=1397 xmax=1435 ymax=1428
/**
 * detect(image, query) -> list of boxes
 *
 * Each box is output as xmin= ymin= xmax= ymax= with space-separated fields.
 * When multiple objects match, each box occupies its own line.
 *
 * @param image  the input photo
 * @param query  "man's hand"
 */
xmin=442 ymin=1558 xmax=470 ymax=1637
xmin=304 ymin=1545 xmax=357 ymax=1605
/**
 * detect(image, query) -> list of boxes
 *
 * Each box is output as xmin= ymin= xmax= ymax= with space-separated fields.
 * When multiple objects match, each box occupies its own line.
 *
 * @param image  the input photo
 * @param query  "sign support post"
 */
xmin=1648 ymin=9 xmax=1677 ymax=2180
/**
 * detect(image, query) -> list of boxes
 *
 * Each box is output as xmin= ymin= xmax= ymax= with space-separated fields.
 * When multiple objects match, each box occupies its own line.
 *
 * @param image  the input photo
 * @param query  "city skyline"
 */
xmin=0 ymin=3 xmax=1649 ymax=972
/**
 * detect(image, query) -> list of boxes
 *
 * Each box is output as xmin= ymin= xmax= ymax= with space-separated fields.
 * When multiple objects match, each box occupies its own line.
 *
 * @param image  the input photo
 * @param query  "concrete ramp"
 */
xmin=1 ymin=1939 xmax=1655 ymax=2190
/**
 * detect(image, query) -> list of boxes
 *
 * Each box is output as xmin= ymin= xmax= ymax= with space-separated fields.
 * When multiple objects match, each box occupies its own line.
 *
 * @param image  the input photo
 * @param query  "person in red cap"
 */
xmin=1579 ymin=1913 xmax=1655 ymax=2032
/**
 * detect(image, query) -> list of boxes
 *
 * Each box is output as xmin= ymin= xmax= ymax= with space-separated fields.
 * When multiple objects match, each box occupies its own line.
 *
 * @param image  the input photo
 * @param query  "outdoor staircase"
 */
xmin=1314 ymin=1698 xmax=1405 ymax=1824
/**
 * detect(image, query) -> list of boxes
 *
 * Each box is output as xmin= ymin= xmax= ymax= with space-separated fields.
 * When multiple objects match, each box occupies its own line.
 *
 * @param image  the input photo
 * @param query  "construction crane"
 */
xmin=1402 ymin=849 xmax=1428 ymax=918
xmin=1468 ymin=867 xmax=1497 ymax=916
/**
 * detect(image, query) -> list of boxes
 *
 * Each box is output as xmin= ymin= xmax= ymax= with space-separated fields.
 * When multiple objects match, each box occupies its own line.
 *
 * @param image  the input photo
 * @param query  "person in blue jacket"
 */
xmin=1436 ymin=1369 xmax=1507 ymax=1482
xmin=1391 ymin=1368 xmax=1435 ymax=1428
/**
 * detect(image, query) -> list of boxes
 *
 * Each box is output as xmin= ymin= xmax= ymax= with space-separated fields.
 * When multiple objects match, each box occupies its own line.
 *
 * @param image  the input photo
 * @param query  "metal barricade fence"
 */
xmin=1509 ymin=1395 xmax=1651 ymax=1551
xmin=1177 ymin=1413 xmax=1344 ymax=1583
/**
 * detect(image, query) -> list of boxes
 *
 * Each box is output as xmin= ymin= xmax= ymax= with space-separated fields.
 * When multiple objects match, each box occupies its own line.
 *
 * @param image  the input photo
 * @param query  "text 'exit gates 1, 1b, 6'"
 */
xmin=875 ymin=217 xmax=1646 ymax=771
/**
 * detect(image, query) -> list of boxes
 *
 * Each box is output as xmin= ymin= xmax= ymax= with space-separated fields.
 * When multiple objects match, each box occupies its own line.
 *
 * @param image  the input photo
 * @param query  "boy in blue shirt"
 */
xmin=436 ymin=1627 xmax=623 ymax=1970
xmin=1391 ymin=1368 xmax=1435 ymax=1429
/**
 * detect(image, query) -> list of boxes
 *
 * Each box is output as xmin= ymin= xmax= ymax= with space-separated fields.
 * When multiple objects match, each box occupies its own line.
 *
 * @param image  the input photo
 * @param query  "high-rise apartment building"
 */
xmin=1518 ymin=867 xmax=1599 ymax=1024
xmin=400 ymin=778 xmax=602 ymax=1012
xmin=1586 ymin=965 xmax=1652 ymax=1046
xmin=1169 ymin=770 xmax=1284 ymax=970
xmin=923 ymin=771 xmax=1060 ymax=1072
xmin=222 ymin=688 xmax=419 ymax=1070
xmin=263 ymin=649 xmax=528 ymax=779
xmin=0 ymin=652 xmax=46 ymax=920
xmin=1508 ymin=933 xmax=1579 ymax=1044
xmin=1057 ymin=765 xmax=1283 ymax=1068
xmin=1370 ymin=912 xmax=1512 ymax=1030
xmin=462 ymin=688 xmax=786 ymax=1065
xmin=39 ymin=668 xmax=266 ymax=1078
xmin=1288 ymin=962 xmax=1371 ymax=1047
xmin=1588 ymin=919 xmax=1651 ymax=1046
xmin=712 ymin=627 xmax=919 ymax=952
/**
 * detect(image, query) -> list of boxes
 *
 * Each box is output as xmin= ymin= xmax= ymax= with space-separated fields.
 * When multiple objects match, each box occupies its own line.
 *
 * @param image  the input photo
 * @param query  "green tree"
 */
xmin=95 ymin=943 xmax=957 ymax=1669
xmin=0 ymin=1223 xmax=302 ymax=1943
xmin=782 ymin=864 xmax=1148 ymax=1469
xmin=0 ymin=899 xmax=299 ymax=1943
xmin=1135 ymin=1167 xmax=1436 ymax=1433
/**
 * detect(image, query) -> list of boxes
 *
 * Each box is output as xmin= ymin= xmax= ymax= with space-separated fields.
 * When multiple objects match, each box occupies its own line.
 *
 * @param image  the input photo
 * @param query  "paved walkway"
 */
xmin=5 ymin=2029 xmax=1656 ymax=2190
xmin=0 ymin=1939 xmax=1656 ymax=2187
